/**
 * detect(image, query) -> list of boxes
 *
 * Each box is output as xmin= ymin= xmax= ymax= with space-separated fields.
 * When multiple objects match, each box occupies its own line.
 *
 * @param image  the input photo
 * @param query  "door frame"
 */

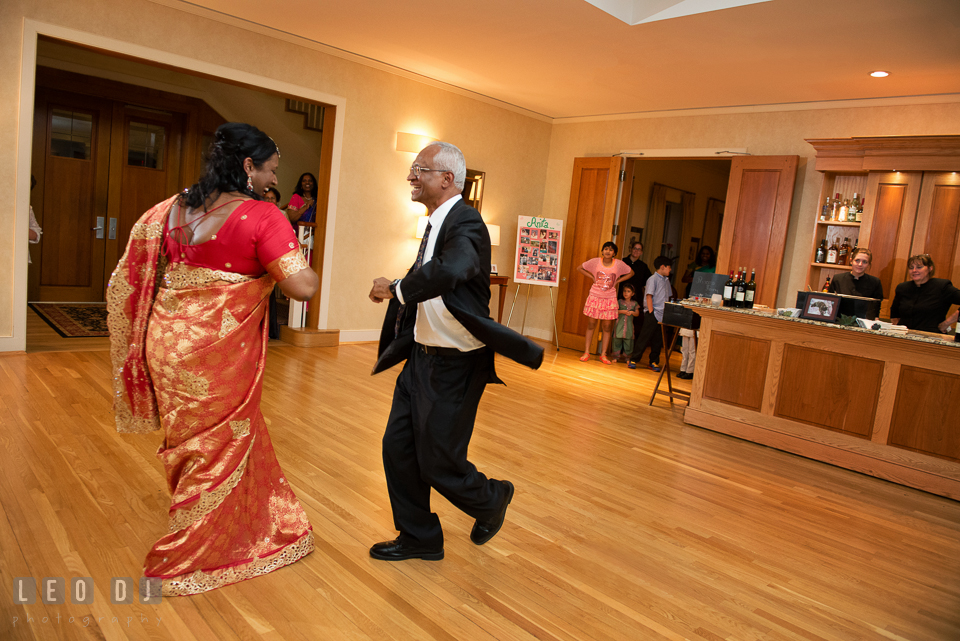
xmin=7 ymin=20 xmax=346 ymax=352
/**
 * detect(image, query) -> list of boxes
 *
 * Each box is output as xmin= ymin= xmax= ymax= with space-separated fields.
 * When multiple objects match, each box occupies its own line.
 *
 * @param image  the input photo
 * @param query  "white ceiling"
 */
xmin=169 ymin=0 xmax=960 ymax=120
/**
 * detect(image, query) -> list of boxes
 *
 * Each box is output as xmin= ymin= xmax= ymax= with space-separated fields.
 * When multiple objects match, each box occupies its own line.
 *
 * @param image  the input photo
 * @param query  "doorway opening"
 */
xmin=24 ymin=35 xmax=340 ymax=351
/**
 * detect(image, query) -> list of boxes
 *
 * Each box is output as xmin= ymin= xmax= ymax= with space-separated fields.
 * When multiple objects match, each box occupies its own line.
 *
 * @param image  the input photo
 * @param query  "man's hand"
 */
xmin=370 ymin=277 xmax=394 ymax=303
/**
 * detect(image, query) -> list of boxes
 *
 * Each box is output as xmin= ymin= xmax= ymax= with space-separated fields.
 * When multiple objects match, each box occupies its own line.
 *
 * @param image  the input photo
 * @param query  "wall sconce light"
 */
xmin=397 ymin=132 xmax=437 ymax=153
xmin=486 ymin=223 xmax=500 ymax=246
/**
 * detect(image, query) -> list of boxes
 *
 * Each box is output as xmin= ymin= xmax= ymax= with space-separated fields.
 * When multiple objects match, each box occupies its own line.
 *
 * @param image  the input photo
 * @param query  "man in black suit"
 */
xmin=368 ymin=142 xmax=543 ymax=561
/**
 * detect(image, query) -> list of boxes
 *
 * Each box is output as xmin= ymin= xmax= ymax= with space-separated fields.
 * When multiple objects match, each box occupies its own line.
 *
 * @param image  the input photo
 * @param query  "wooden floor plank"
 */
xmin=2 ymin=336 xmax=959 ymax=640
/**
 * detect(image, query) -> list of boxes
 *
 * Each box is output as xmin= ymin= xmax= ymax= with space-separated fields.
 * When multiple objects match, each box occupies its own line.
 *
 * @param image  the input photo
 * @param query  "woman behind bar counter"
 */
xmin=890 ymin=254 xmax=960 ymax=333
xmin=829 ymin=247 xmax=883 ymax=299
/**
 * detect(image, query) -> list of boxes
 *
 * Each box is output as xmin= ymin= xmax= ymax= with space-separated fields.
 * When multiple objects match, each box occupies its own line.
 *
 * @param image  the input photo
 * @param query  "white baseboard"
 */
xmin=338 ymin=329 xmax=381 ymax=343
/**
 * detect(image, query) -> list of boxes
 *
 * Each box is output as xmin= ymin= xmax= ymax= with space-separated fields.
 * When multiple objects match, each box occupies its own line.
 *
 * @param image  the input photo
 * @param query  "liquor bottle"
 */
xmin=745 ymin=269 xmax=756 ymax=309
xmin=722 ymin=270 xmax=735 ymax=307
xmin=814 ymin=239 xmax=827 ymax=263
xmin=820 ymin=196 xmax=831 ymax=221
xmin=855 ymin=197 xmax=864 ymax=223
xmin=826 ymin=239 xmax=839 ymax=264
xmin=735 ymin=268 xmax=747 ymax=307
xmin=822 ymin=276 xmax=832 ymax=292
xmin=838 ymin=237 xmax=850 ymax=265
xmin=838 ymin=199 xmax=849 ymax=222
xmin=851 ymin=193 xmax=861 ymax=218
xmin=831 ymin=192 xmax=841 ymax=221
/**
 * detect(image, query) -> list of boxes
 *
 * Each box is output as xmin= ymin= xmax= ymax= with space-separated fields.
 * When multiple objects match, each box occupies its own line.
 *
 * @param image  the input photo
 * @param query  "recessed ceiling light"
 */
xmin=870 ymin=71 xmax=890 ymax=78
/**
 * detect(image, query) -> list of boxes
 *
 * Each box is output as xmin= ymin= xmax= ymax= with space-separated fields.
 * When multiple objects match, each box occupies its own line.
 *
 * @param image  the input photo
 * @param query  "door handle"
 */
xmin=108 ymin=218 xmax=118 ymax=240
xmin=93 ymin=216 xmax=105 ymax=239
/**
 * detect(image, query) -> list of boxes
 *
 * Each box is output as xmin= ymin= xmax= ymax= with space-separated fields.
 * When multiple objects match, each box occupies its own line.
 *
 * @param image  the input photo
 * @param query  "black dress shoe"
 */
xmin=470 ymin=480 xmax=515 ymax=545
xmin=369 ymin=538 xmax=444 ymax=561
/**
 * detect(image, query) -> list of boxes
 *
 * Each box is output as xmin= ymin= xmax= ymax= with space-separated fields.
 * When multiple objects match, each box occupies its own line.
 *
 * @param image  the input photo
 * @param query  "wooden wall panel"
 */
xmin=702 ymin=332 xmax=769 ymax=410
xmin=775 ymin=345 xmax=882 ymax=437
xmin=916 ymin=176 xmax=960 ymax=283
xmin=716 ymin=156 xmax=797 ymax=309
xmin=889 ymin=367 xmax=960 ymax=461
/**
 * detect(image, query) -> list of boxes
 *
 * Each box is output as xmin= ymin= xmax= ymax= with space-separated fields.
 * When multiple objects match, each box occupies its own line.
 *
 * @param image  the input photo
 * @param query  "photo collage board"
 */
xmin=514 ymin=216 xmax=562 ymax=287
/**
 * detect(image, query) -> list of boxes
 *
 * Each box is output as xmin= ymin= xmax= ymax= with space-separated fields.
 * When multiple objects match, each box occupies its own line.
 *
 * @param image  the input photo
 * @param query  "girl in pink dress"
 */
xmin=577 ymin=242 xmax=633 ymax=364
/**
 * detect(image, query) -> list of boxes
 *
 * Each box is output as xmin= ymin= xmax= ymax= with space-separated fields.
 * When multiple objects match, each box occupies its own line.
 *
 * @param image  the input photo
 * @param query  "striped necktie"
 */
xmin=395 ymin=221 xmax=432 ymax=338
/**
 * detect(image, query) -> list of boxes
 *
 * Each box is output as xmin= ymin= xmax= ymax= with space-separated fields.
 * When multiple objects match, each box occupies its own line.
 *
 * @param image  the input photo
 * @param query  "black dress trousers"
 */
xmin=382 ymin=345 xmax=506 ymax=549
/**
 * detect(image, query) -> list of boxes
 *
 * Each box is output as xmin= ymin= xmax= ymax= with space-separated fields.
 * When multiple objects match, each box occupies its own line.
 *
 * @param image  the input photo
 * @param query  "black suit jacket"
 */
xmin=374 ymin=199 xmax=544 ymax=375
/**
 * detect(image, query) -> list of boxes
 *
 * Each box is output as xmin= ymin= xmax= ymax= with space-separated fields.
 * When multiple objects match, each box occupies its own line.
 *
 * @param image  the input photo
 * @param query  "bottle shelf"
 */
xmin=810 ymin=262 xmax=853 ymax=270
xmin=816 ymin=220 xmax=861 ymax=227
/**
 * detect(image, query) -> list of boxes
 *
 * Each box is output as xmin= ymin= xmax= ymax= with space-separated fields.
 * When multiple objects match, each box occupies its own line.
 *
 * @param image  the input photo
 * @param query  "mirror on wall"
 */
xmin=461 ymin=169 xmax=485 ymax=212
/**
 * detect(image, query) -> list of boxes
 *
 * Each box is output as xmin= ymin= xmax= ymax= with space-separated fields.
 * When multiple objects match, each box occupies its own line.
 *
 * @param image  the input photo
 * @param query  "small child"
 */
xmin=578 ymin=242 xmax=634 ymax=364
xmin=612 ymin=284 xmax=639 ymax=361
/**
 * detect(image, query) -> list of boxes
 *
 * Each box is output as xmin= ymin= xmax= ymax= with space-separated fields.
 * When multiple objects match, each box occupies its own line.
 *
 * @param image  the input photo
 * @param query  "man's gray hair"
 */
xmin=427 ymin=141 xmax=466 ymax=190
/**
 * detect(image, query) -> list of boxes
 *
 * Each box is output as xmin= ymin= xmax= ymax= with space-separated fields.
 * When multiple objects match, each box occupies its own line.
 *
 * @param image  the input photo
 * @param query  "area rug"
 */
xmin=29 ymin=303 xmax=109 ymax=338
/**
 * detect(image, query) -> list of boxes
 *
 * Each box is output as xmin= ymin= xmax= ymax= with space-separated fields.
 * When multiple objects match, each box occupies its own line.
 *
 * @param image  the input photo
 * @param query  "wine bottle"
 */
xmin=735 ymin=268 xmax=747 ymax=307
xmin=722 ymin=270 xmax=734 ymax=307
xmin=851 ymin=192 xmax=861 ymax=217
xmin=814 ymin=239 xmax=827 ymax=263
xmin=745 ymin=269 xmax=756 ymax=308
xmin=838 ymin=237 xmax=850 ymax=265
xmin=822 ymin=276 xmax=832 ymax=292
xmin=826 ymin=240 xmax=839 ymax=264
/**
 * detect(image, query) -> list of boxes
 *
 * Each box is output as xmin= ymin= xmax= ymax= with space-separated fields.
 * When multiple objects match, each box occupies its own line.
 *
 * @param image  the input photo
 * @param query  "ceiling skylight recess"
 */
xmin=583 ymin=0 xmax=773 ymax=25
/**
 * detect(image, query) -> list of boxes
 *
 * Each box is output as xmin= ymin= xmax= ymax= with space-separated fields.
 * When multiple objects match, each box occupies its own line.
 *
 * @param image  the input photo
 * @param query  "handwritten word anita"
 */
xmin=12 ymin=577 xmax=163 ymax=605
xmin=526 ymin=217 xmax=553 ymax=229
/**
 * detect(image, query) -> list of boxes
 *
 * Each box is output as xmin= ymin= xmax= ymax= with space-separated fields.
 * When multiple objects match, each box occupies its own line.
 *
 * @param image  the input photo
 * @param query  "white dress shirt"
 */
xmin=396 ymin=195 xmax=484 ymax=351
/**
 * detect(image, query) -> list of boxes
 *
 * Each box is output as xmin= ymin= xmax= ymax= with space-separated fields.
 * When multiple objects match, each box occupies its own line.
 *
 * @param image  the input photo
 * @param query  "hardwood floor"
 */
xmin=1 ymin=340 xmax=958 ymax=640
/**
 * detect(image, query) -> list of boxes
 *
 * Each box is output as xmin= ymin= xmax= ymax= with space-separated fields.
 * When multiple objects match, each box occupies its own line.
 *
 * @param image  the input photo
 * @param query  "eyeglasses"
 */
xmin=409 ymin=165 xmax=450 ymax=177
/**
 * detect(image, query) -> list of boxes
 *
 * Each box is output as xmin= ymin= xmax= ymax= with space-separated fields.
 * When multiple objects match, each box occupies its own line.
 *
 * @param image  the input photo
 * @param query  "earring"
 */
xmin=246 ymin=175 xmax=254 ymax=191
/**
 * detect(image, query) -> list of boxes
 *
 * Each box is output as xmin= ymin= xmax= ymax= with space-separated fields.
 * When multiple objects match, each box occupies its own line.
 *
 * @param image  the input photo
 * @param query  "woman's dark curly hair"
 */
xmin=181 ymin=122 xmax=278 ymax=209
xmin=292 ymin=172 xmax=318 ymax=200
xmin=695 ymin=245 xmax=717 ymax=268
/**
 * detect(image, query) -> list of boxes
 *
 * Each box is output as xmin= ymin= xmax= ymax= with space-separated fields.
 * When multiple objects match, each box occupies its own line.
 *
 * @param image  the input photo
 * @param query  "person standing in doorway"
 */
xmin=620 ymin=240 xmax=651 ymax=336
xmin=368 ymin=142 xmax=543 ymax=561
xmin=628 ymin=255 xmax=673 ymax=372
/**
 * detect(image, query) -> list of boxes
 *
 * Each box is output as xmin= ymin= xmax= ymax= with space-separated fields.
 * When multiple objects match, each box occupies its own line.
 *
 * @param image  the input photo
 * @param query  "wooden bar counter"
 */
xmin=682 ymin=301 xmax=960 ymax=500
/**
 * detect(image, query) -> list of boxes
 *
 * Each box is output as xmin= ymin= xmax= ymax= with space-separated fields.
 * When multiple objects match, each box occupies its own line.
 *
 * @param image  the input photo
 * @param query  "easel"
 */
xmin=648 ymin=322 xmax=691 ymax=406
xmin=505 ymin=284 xmax=560 ymax=350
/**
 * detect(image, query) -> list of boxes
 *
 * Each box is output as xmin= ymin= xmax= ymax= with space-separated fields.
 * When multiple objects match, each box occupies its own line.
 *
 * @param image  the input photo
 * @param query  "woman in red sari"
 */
xmin=107 ymin=123 xmax=319 ymax=596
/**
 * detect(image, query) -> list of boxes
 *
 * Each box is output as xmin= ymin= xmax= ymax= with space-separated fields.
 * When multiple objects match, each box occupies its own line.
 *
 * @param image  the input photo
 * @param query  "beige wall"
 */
xmin=1 ymin=0 xmax=552 ymax=350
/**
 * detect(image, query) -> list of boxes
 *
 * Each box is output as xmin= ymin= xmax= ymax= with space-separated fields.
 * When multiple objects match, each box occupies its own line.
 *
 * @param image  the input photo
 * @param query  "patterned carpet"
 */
xmin=29 ymin=303 xmax=109 ymax=338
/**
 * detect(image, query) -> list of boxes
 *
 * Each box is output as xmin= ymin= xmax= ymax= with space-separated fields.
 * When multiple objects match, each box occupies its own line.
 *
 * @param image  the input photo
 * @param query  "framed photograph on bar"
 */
xmin=800 ymin=292 xmax=841 ymax=322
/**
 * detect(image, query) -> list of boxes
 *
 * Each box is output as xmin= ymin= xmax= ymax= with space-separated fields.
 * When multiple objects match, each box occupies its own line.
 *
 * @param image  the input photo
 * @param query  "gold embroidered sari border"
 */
xmin=168 ymin=442 xmax=253 ymax=533
xmin=159 ymin=530 xmax=314 ymax=596
xmin=163 ymin=263 xmax=254 ymax=290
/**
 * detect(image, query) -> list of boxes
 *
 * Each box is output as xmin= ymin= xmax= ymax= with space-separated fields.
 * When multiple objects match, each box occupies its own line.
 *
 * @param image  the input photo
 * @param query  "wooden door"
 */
xmin=911 ymin=172 xmax=960 ymax=282
xmin=555 ymin=157 xmax=622 ymax=350
xmin=32 ymin=89 xmax=112 ymax=302
xmin=858 ymin=171 xmax=922 ymax=316
xmin=104 ymin=107 xmax=184 ymax=275
xmin=909 ymin=171 xmax=960 ymax=320
xmin=716 ymin=156 xmax=798 ymax=308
